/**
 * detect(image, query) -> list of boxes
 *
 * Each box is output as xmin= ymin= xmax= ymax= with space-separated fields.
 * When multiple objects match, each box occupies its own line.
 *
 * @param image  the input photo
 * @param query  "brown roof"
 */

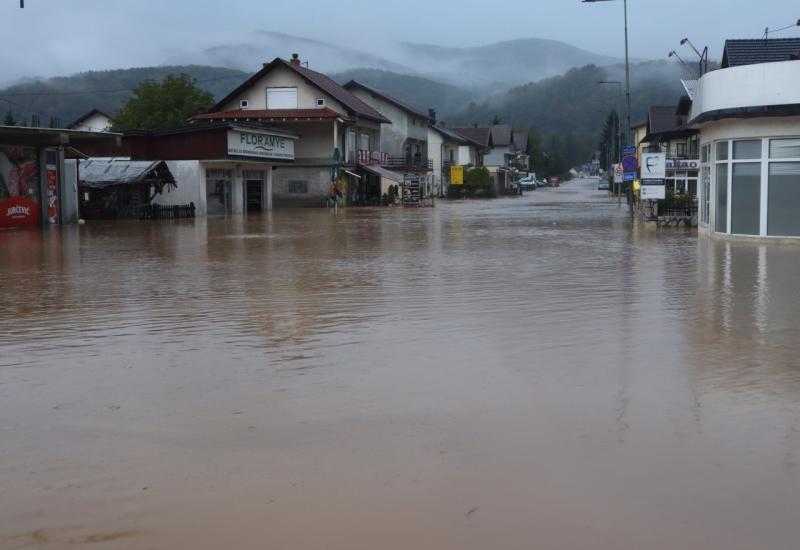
xmin=342 ymin=80 xmax=432 ymax=121
xmin=211 ymin=58 xmax=390 ymax=124
xmin=193 ymin=108 xmax=347 ymax=122
xmin=452 ymin=127 xmax=492 ymax=149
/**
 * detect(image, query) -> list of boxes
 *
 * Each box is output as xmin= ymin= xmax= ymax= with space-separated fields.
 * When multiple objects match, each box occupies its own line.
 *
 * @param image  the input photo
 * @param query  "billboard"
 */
xmin=450 ymin=165 xmax=464 ymax=185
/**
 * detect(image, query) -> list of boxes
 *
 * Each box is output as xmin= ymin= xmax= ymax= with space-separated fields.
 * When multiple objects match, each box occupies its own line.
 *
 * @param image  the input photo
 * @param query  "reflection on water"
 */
xmin=1 ymin=180 xmax=799 ymax=550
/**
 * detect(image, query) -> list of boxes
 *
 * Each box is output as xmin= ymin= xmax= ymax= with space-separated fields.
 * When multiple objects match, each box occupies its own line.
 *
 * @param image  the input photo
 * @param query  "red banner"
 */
xmin=0 ymin=197 xmax=40 ymax=228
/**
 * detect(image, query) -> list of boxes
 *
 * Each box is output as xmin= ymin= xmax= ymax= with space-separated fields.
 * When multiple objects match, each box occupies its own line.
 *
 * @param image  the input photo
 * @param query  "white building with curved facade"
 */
xmin=688 ymin=39 xmax=800 ymax=239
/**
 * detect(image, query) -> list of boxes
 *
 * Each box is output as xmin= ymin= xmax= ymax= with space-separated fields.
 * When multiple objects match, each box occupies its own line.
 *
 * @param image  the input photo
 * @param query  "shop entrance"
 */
xmin=244 ymin=171 xmax=265 ymax=212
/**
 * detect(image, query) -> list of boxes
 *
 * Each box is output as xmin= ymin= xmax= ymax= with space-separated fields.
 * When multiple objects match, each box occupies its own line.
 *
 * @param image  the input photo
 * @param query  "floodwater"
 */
xmin=1 ymin=179 xmax=799 ymax=550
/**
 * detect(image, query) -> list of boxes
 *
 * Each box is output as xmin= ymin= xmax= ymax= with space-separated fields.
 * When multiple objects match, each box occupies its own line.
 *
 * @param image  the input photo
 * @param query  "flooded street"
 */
xmin=1 ymin=178 xmax=799 ymax=549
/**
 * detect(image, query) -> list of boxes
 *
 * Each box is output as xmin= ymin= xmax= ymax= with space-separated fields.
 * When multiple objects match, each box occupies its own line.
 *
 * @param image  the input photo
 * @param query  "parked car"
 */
xmin=548 ymin=177 xmax=561 ymax=187
xmin=536 ymin=179 xmax=547 ymax=188
xmin=517 ymin=175 xmax=537 ymax=191
xmin=598 ymin=180 xmax=610 ymax=191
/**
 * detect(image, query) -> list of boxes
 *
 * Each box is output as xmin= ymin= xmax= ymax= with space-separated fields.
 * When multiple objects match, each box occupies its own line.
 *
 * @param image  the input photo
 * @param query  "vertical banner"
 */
xmin=47 ymin=168 xmax=58 ymax=224
xmin=0 ymin=147 xmax=41 ymax=228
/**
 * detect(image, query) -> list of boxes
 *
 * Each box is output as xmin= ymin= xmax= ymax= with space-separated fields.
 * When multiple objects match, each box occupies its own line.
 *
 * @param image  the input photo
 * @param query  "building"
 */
xmin=190 ymin=54 xmax=390 ymax=207
xmin=124 ymin=122 xmax=298 ymax=215
xmin=428 ymin=123 xmax=478 ymax=196
xmin=453 ymin=124 xmax=528 ymax=194
xmin=0 ymin=125 xmax=121 ymax=228
xmin=69 ymin=109 xmax=114 ymax=132
xmin=684 ymin=38 xmax=800 ymax=238
xmin=640 ymin=105 xmax=700 ymax=196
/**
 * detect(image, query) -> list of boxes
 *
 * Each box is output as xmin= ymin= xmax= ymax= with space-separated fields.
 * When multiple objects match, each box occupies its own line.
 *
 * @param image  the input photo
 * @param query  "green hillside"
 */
xmin=0 ymin=66 xmax=249 ymax=126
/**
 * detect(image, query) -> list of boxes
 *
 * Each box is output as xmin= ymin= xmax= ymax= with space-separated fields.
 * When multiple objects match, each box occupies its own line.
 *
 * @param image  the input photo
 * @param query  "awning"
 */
xmin=359 ymin=164 xmax=404 ymax=183
xmin=344 ymin=170 xmax=362 ymax=179
xmin=79 ymin=158 xmax=175 ymax=188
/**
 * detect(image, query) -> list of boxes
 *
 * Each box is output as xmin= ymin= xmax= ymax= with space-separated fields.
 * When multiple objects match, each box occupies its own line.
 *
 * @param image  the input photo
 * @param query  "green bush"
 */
xmin=448 ymin=166 xmax=496 ymax=199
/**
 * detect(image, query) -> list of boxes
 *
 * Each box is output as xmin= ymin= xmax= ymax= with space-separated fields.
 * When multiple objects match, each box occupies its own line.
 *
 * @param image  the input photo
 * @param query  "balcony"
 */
xmin=384 ymin=154 xmax=433 ymax=171
xmin=356 ymin=150 xmax=389 ymax=166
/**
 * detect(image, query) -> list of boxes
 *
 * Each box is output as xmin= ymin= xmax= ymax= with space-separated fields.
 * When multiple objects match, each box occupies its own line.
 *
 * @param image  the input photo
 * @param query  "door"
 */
xmin=246 ymin=180 xmax=263 ymax=212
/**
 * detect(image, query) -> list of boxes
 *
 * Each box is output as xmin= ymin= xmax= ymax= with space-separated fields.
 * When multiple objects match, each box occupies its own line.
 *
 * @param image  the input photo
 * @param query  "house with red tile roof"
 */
xmin=191 ymin=54 xmax=391 ymax=206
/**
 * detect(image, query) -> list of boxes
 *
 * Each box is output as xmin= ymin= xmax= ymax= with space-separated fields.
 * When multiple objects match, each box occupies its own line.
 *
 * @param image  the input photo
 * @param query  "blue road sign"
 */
xmin=623 ymin=145 xmax=637 ymax=155
xmin=623 ymin=172 xmax=636 ymax=182
xmin=622 ymin=155 xmax=639 ymax=172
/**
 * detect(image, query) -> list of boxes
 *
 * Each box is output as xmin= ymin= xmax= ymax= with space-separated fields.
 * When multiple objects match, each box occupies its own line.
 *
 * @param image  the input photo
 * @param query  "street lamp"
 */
xmin=583 ymin=0 xmax=632 ymax=147
xmin=680 ymin=38 xmax=709 ymax=76
xmin=668 ymin=51 xmax=700 ymax=79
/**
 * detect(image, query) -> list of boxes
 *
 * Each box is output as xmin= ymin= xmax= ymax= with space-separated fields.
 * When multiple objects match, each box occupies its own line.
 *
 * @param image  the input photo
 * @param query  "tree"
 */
xmin=491 ymin=115 xmax=502 ymax=125
xmin=449 ymin=166 xmax=495 ymax=199
xmin=3 ymin=111 xmax=16 ymax=126
xmin=111 ymin=74 xmax=215 ymax=132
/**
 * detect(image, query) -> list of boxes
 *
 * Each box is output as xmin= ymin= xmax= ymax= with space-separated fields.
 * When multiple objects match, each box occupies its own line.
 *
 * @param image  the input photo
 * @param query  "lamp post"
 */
xmin=583 ymin=0 xmax=632 ymax=148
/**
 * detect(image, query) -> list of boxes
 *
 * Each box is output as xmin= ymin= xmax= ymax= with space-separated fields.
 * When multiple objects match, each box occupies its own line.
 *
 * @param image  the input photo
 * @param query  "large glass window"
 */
xmin=731 ymin=163 xmax=761 ymax=235
xmin=701 ymin=165 xmax=711 ymax=225
xmin=733 ymin=140 xmax=761 ymax=160
xmin=715 ymin=163 xmax=728 ymax=233
xmin=768 ymin=162 xmax=800 ymax=236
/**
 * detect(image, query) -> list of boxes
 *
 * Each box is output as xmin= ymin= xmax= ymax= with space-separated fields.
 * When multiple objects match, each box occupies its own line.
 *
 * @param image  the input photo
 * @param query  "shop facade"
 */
xmin=691 ymin=58 xmax=800 ymax=239
xmin=125 ymin=123 xmax=297 ymax=216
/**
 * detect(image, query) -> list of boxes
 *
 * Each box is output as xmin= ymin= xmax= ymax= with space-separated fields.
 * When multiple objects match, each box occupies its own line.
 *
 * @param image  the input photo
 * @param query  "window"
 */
xmin=316 ymin=98 xmax=326 ymax=107
xmin=768 ymin=162 xmax=800 ymax=236
xmin=701 ymin=166 xmax=711 ymax=224
xmin=346 ymin=130 xmax=357 ymax=164
xmin=359 ymin=133 xmax=370 ymax=152
xmin=770 ymin=139 xmax=800 ymax=159
xmin=675 ymin=142 xmax=687 ymax=158
xmin=288 ymin=180 xmax=308 ymax=194
xmin=731 ymin=163 xmax=761 ymax=235
xmin=715 ymin=163 xmax=728 ymax=233
xmin=239 ymin=99 xmax=249 ymax=109
xmin=733 ymin=140 xmax=761 ymax=160
xmin=716 ymin=141 xmax=729 ymax=161
xmin=266 ymin=87 xmax=297 ymax=109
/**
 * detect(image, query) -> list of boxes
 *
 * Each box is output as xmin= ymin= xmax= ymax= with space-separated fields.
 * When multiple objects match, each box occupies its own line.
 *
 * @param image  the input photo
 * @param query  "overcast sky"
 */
xmin=1 ymin=0 xmax=798 ymax=85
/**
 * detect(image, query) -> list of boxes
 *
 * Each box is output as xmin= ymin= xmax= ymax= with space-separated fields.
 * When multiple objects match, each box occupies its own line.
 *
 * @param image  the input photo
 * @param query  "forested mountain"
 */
xmin=331 ymin=69 xmax=479 ymax=119
xmin=0 ymin=66 xmax=248 ymax=126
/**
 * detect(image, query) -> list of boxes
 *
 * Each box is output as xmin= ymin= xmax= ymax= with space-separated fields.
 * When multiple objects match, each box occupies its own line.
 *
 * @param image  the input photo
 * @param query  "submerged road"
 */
xmin=1 ymin=179 xmax=799 ymax=549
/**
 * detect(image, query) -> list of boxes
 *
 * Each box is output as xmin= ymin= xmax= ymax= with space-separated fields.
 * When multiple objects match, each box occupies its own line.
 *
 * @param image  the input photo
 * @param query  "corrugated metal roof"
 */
xmin=80 ymin=158 xmax=173 ymax=188
xmin=681 ymin=79 xmax=698 ymax=101
xmin=722 ymin=38 xmax=800 ymax=68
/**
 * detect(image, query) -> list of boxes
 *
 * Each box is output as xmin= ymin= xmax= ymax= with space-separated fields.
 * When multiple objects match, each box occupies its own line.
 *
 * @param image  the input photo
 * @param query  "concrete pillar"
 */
xmin=266 ymin=165 xmax=273 ymax=211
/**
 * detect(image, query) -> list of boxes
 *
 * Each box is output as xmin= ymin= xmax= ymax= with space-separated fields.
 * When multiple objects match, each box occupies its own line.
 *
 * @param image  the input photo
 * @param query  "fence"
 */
xmin=140 ymin=203 xmax=196 ymax=220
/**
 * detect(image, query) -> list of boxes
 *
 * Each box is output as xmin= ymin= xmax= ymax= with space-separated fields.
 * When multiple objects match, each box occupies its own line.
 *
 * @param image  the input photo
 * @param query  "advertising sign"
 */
xmin=227 ymin=130 xmax=295 ymax=160
xmin=641 ymin=153 xmax=667 ymax=179
xmin=0 ymin=147 xmax=40 ymax=228
xmin=47 ymin=168 xmax=58 ymax=224
xmin=403 ymin=174 xmax=421 ymax=206
xmin=666 ymin=159 xmax=700 ymax=170
xmin=450 ymin=165 xmax=464 ymax=185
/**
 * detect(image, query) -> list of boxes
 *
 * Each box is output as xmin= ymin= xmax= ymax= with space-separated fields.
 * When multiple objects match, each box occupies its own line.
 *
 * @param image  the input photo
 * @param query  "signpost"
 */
xmin=640 ymin=180 xmax=666 ymax=200
xmin=450 ymin=165 xmax=464 ymax=186
xmin=623 ymin=145 xmax=637 ymax=156
xmin=403 ymin=174 xmax=421 ymax=207
xmin=622 ymin=155 xmax=639 ymax=173
xmin=640 ymin=152 xmax=666 ymax=179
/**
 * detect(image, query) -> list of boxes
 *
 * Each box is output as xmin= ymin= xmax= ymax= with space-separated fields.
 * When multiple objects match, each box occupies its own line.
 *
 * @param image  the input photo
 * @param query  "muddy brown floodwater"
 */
xmin=1 ymin=179 xmax=799 ymax=549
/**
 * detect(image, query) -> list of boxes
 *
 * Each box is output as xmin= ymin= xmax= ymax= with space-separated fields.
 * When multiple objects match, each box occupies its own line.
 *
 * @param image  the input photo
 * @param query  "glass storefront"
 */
xmin=709 ymin=137 xmax=800 ymax=238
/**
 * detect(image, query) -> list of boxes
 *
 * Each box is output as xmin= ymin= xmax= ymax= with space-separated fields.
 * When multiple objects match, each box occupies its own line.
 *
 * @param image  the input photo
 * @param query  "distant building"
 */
xmin=682 ymin=38 xmax=800 ymax=238
xmin=428 ymin=122 xmax=482 ymax=197
xmin=68 ymin=109 xmax=113 ymax=132
xmin=453 ymin=124 xmax=528 ymax=195
xmin=640 ymin=105 xmax=700 ymax=197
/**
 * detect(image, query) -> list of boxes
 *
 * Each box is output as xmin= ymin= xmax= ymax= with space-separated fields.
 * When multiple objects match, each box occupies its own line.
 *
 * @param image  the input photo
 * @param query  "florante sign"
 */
xmin=227 ymin=130 xmax=295 ymax=160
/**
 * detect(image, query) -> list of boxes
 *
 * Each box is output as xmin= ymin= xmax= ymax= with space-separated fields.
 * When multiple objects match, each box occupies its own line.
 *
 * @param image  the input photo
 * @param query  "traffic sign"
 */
xmin=613 ymin=164 xmax=623 ymax=184
xmin=623 ymin=172 xmax=636 ymax=182
xmin=623 ymin=145 xmax=637 ymax=155
xmin=622 ymin=155 xmax=639 ymax=172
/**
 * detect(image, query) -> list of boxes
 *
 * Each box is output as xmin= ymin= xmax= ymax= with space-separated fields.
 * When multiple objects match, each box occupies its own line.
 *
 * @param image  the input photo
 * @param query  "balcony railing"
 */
xmin=385 ymin=155 xmax=433 ymax=171
xmin=357 ymin=150 xmax=389 ymax=165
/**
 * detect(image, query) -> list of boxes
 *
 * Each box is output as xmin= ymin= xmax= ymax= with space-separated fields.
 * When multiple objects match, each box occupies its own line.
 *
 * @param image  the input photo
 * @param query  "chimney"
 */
xmin=439 ymin=120 xmax=446 ymax=128
xmin=290 ymin=53 xmax=301 ymax=67
xmin=428 ymin=109 xmax=436 ymax=123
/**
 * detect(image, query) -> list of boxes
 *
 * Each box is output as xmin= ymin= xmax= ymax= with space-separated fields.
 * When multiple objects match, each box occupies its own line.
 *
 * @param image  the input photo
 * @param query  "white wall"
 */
xmin=222 ymin=64 xmax=347 ymax=116
xmin=156 ymin=161 xmax=207 ymax=213
xmin=483 ymin=145 xmax=511 ymax=167
xmin=72 ymin=113 xmax=112 ymax=132
xmin=427 ymin=128 xmax=443 ymax=185
xmin=347 ymin=88 xmax=428 ymax=156
xmin=692 ymin=60 xmax=800 ymax=120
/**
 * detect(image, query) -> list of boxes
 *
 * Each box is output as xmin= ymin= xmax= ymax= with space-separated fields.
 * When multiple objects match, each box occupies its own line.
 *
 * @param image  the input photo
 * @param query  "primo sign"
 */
xmin=227 ymin=130 xmax=295 ymax=160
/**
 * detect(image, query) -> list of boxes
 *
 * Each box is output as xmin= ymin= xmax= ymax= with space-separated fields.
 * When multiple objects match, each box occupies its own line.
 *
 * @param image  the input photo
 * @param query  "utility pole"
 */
xmin=623 ymin=0 xmax=631 ymax=147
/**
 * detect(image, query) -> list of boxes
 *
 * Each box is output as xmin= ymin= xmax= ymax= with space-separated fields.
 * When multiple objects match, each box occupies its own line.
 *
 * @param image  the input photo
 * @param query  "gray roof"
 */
xmin=490 ymin=124 xmax=513 ymax=147
xmin=430 ymin=124 xmax=469 ymax=144
xmin=343 ymin=81 xmax=432 ymax=121
xmin=513 ymin=130 xmax=529 ymax=151
xmin=80 ymin=158 xmax=174 ymax=188
xmin=721 ymin=38 xmax=800 ymax=68
xmin=452 ymin=127 xmax=492 ymax=149
xmin=648 ymin=106 xmax=686 ymax=134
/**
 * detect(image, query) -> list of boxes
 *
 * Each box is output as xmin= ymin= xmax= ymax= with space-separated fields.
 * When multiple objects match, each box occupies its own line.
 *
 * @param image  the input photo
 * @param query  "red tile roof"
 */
xmin=193 ymin=108 xmax=347 ymax=121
